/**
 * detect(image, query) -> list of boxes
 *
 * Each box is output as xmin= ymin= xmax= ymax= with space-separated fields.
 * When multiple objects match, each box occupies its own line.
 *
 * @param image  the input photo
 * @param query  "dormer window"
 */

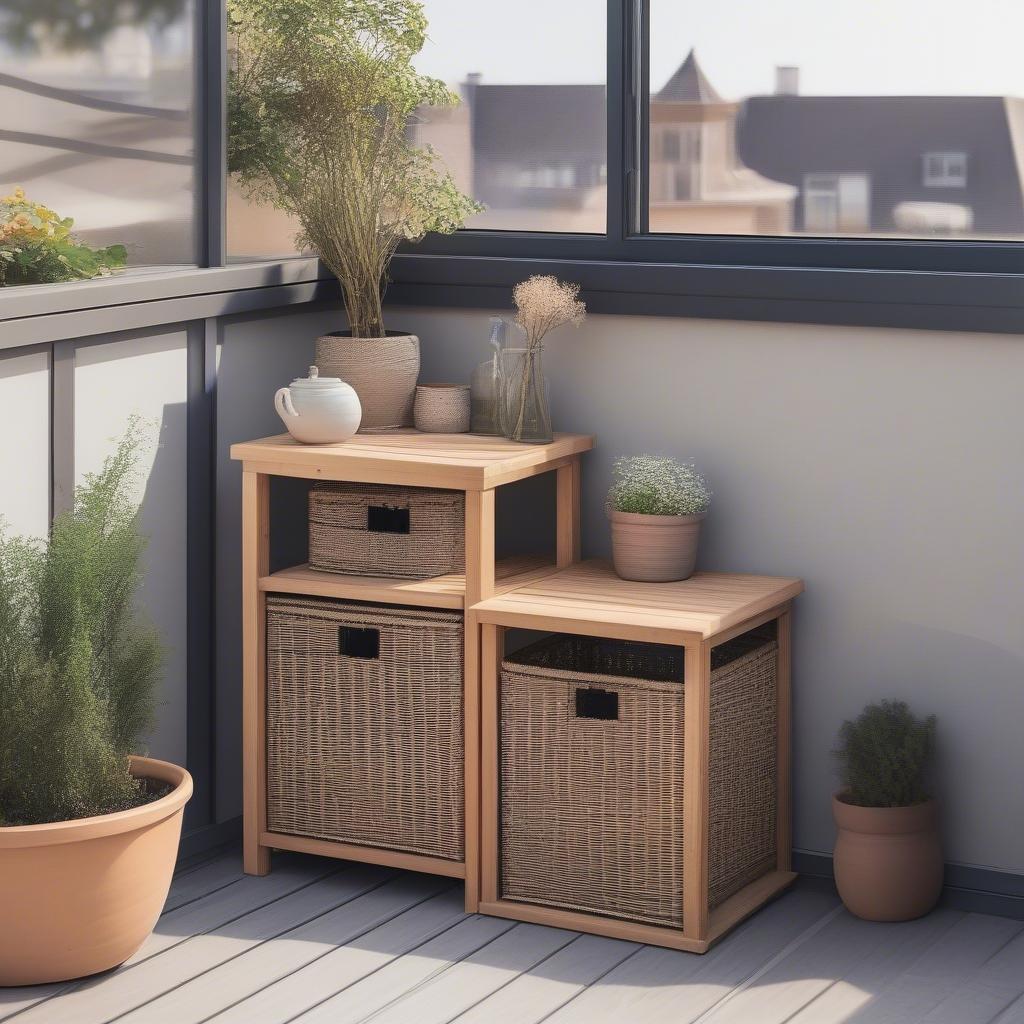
xmin=924 ymin=152 xmax=968 ymax=188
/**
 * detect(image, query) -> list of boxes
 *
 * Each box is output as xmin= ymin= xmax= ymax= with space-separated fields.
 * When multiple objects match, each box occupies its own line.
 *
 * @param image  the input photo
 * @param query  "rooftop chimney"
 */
xmin=775 ymin=66 xmax=799 ymax=96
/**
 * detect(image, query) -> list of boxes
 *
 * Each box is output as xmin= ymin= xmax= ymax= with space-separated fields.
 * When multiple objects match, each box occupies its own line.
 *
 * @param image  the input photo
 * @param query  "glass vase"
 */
xmin=498 ymin=346 xmax=552 ymax=444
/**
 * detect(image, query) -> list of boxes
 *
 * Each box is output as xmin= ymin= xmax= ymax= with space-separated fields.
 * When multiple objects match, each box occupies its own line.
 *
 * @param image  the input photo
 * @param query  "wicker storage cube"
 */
xmin=266 ymin=595 xmax=465 ymax=861
xmin=309 ymin=483 xmax=465 ymax=579
xmin=499 ymin=632 xmax=777 ymax=927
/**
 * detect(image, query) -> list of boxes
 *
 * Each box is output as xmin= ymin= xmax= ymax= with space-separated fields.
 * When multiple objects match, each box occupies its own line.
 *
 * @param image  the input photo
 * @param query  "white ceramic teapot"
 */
xmin=275 ymin=366 xmax=362 ymax=444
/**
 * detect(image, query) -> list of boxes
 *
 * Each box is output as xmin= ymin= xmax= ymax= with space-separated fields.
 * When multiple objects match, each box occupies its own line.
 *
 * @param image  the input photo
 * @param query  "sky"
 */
xmin=415 ymin=0 xmax=1024 ymax=99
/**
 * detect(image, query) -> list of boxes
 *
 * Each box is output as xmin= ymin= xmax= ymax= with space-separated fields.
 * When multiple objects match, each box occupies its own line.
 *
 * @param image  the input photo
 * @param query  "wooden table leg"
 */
xmin=776 ymin=606 xmax=793 ymax=872
xmin=555 ymin=459 xmax=582 ymax=568
xmin=683 ymin=639 xmax=712 ymax=942
xmin=242 ymin=470 xmax=271 ymax=876
xmin=464 ymin=488 xmax=496 ymax=606
xmin=463 ymin=609 xmax=481 ymax=913
xmin=479 ymin=623 xmax=503 ymax=906
xmin=464 ymin=489 xmax=495 ymax=910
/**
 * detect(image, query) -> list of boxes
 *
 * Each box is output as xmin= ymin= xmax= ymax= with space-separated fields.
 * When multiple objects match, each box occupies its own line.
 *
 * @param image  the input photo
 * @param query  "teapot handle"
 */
xmin=275 ymin=387 xmax=299 ymax=420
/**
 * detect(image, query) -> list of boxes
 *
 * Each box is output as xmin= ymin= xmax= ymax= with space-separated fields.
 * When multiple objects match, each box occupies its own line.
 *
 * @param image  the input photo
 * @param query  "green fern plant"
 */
xmin=0 ymin=423 xmax=162 ymax=825
xmin=835 ymin=700 xmax=936 ymax=808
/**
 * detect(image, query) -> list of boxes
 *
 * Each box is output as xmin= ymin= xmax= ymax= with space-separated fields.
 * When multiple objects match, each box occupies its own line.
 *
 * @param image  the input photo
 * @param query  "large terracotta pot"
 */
xmin=315 ymin=332 xmax=420 ymax=431
xmin=608 ymin=509 xmax=705 ymax=582
xmin=0 ymin=754 xmax=193 ymax=985
xmin=832 ymin=793 xmax=943 ymax=922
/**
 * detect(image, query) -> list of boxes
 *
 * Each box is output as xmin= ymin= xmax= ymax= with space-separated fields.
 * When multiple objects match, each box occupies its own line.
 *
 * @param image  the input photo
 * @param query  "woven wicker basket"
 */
xmin=499 ymin=631 xmax=777 ymax=927
xmin=309 ymin=483 xmax=465 ymax=579
xmin=266 ymin=595 xmax=465 ymax=860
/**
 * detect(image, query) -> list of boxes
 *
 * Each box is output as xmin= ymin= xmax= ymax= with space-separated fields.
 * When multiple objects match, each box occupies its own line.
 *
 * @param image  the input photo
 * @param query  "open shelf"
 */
xmin=260 ymin=555 xmax=559 ymax=610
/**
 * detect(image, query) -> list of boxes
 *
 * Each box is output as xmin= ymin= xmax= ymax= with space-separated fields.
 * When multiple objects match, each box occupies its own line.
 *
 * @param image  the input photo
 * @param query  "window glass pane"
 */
xmin=648 ymin=0 xmax=1024 ymax=240
xmin=0 ymin=1 xmax=197 ymax=279
xmin=415 ymin=0 xmax=606 ymax=233
xmin=226 ymin=0 xmax=606 ymax=257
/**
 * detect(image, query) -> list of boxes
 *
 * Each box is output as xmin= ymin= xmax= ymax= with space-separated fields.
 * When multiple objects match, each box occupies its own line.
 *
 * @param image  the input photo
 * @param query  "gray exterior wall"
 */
xmin=415 ymin=306 xmax=1024 ymax=875
xmin=208 ymin=302 xmax=1024 ymax=877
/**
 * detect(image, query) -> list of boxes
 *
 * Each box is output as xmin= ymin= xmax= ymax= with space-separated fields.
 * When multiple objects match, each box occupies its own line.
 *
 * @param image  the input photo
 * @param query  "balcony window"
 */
xmin=411 ymin=0 xmax=607 ymax=233
xmin=0 ymin=0 xmax=198 ymax=279
xmin=647 ymin=0 xmax=1024 ymax=240
xmin=924 ymin=151 xmax=968 ymax=188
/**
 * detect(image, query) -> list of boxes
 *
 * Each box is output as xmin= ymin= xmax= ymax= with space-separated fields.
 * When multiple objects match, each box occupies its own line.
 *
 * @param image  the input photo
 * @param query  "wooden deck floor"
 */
xmin=3 ymin=849 xmax=1024 ymax=1024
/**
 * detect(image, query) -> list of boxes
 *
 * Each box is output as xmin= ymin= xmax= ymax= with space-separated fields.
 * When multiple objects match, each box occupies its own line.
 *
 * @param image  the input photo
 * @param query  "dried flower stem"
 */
xmin=506 ymin=276 xmax=585 ymax=440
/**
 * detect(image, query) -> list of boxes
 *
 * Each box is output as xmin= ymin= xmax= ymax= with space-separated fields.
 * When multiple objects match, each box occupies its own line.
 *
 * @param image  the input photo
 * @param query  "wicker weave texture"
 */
xmin=708 ymin=640 xmax=778 ymax=907
xmin=266 ymin=595 xmax=465 ymax=861
xmin=499 ymin=633 xmax=777 ymax=927
xmin=309 ymin=483 xmax=465 ymax=579
xmin=414 ymin=385 xmax=471 ymax=433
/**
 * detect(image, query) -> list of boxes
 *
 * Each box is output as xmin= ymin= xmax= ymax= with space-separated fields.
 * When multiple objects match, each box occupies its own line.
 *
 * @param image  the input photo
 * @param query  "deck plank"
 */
xmin=456 ymin=934 xmax=640 ymax=1024
xmin=118 ymin=874 xmax=452 ymax=1024
xmin=547 ymin=887 xmax=839 ymax=1024
xmin=210 ymin=887 xmax=468 ymax=1024
xmin=693 ymin=907 xmax=993 ymax=1024
xmin=786 ymin=908 xmax=964 ymax=1023
xmin=917 ymin=930 xmax=1024 ymax=1024
xmin=13 ymin=866 xmax=389 ymax=1024
xmin=164 ymin=850 xmax=246 ymax=912
xmin=0 ymin=855 xmax=331 ymax=1021
xmin=291 ymin=914 xmax=517 ymax=1024
xmin=360 ymin=922 xmax=580 ymax=1024
xmin=838 ymin=913 xmax=1023 ymax=1024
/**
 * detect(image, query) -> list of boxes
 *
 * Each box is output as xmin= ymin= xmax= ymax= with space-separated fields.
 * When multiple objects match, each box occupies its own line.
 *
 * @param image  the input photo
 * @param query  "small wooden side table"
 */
xmin=472 ymin=559 xmax=804 ymax=952
xmin=230 ymin=430 xmax=593 ymax=912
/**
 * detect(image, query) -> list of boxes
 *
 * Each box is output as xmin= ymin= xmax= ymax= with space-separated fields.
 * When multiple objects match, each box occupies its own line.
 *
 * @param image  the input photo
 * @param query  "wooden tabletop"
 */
xmin=230 ymin=431 xmax=594 ymax=490
xmin=472 ymin=559 xmax=803 ymax=643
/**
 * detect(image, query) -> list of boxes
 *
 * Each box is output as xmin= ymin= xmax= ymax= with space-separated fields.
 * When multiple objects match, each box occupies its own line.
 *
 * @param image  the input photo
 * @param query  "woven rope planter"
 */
xmin=315 ymin=333 xmax=419 ymax=431
xmin=309 ymin=483 xmax=465 ymax=579
xmin=499 ymin=631 xmax=777 ymax=927
xmin=414 ymin=384 xmax=471 ymax=434
xmin=266 ymin=595 xmax=465 ymax=861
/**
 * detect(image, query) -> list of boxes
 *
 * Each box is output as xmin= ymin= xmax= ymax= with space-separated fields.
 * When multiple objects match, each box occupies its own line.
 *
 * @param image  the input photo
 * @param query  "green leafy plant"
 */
xmin=0 ymin=422 xmax=161 ymax=826
xmin=609 ymin=455 xmax=712 ymax=517
xmin=227 ymin=0 xmax=482 ymax=337
xmin=835 ymin=700 xmax=936 ymax=808
xmin=0 ymin=187 xmax=127 ymax=287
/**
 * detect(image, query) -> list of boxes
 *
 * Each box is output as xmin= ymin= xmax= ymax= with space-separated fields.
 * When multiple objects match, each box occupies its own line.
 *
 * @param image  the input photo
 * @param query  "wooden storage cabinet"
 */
xmin=498 ymin=630 xmax=779 ymax=929
xmin=231 ymin=430 xmax=593 ymax=911
xmin=474 ymin=560 xmax=803 ymax=953
xmin=265 ymin=596 xmax=464 ymax=861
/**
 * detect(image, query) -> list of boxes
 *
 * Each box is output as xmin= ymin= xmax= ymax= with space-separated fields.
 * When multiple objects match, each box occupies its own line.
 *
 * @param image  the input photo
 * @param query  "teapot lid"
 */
xmin=290 ymin=365 xmax=344 ymax=389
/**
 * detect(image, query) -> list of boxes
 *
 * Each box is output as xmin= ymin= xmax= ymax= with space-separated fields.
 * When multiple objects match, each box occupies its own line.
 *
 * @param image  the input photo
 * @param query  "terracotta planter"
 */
xmin=315 ymin=332 xmax=420 ymax=431
xmin=832 ymin=793 xmax=943 ymax=922
xmin=609 ymin=509 xmax=705 ymax=582
xmin=0 ymin=754 xmax=193 ymax=985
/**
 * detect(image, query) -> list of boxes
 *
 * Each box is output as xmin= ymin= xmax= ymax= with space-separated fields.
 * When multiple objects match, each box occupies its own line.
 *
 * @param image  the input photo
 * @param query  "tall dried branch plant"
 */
xmin=228 ymin=0 xmax=481 ymax=338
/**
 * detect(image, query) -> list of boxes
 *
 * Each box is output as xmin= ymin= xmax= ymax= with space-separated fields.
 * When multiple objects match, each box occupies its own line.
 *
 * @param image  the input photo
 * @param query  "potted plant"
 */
xmin=228 ymin=0 xmax=481 ymax=430
xmin=0 ymin=425 xmax=192 ymax=985
xmin=1 ymin=186 xmax=127 ymax=286
xmin=833 ymin=700 xmax=942 ymax=922
xmin=498 ymin=276 xmax=586 ymax=443
xmin=607 ymin=455 xmax=711 ymax=582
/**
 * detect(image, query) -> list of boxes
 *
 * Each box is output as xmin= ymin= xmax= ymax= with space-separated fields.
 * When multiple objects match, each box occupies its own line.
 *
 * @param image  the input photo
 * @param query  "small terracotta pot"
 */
xmin=608 ymin=509 xmax=705 ymax=582
xmin=832 ymin=793 xmax=943 ymax=922
xmin=315 ymin=332 xmax=420 ymax=431
xmin=0 ymin=754 xmax=193 ymax=985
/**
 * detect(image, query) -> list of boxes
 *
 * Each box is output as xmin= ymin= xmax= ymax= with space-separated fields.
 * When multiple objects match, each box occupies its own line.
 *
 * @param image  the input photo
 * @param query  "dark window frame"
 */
xmin=388 ymin=0 xmax=1024 ymax=333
